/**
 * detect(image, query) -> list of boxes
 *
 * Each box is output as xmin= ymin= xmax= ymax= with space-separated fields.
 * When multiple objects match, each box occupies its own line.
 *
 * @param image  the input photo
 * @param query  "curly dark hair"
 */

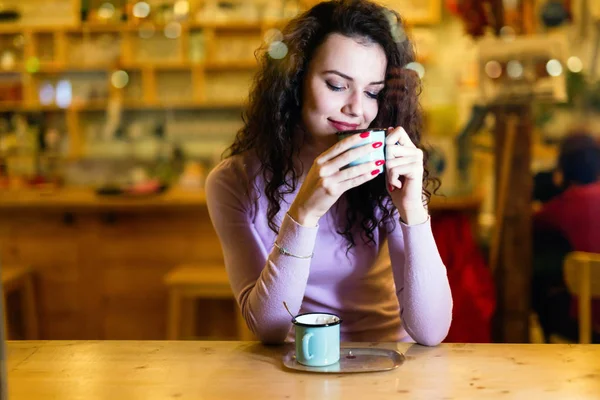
xmin=225 ymin=0 xmax=439 ymax=248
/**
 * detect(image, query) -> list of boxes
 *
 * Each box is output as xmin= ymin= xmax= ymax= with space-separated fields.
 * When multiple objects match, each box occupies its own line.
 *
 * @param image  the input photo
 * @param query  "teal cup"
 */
xmin=293 ymin=312 xmax=342 ymax=367
xmin=336 ymin=128 xmax=387 ymax=169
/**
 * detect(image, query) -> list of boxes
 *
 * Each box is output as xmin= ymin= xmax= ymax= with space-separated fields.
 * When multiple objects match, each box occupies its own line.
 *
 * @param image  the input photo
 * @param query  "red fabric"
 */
xmin=431 ymin=212 xmax=496 ymax=342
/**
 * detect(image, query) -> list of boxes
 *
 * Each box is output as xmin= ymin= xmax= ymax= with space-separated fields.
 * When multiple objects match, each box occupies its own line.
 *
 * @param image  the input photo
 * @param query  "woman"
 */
xmin=206 ymin=0 xmax=452 ymax=346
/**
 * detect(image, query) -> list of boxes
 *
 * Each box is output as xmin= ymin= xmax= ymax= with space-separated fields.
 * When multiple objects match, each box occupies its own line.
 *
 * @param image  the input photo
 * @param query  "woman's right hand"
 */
xmin=288 ymin=134 xmax=384 ymax=227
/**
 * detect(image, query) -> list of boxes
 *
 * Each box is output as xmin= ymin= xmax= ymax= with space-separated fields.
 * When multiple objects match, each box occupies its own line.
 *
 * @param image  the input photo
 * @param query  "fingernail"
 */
xmin=371 ymin=169 xmax=380 ymax=176
xmin=375 ymin=160 xmax=384 ymax=166
xmin=388 ymin=184 xmax=394 ymax=192
xmin=372 ymin=142 xmax=383 ymax=148
xmin=360 ymin=132 xmax=370 ymax=138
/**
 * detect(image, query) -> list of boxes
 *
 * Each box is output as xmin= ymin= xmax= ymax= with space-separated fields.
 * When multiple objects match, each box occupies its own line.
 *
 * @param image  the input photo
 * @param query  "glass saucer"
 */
xmin=282 ymin=347 xmax=405 ymax=373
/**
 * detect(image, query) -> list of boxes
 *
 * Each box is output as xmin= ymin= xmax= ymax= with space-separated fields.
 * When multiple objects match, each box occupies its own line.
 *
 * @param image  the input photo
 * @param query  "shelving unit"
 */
xmin=0 ymin=0 xmax=290 ymax=159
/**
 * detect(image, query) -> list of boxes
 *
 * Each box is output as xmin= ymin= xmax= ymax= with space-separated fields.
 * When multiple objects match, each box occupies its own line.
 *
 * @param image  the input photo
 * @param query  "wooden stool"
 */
xmin=164 ymin=264 xmax=254 ymax=341
xmin=2 ymin=265 xmax=39 ymax=340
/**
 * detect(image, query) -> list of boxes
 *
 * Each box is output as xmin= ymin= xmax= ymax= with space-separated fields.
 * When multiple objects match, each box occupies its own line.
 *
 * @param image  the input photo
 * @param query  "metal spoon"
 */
xmin=283 ymin=301 xmax=296 ymax=323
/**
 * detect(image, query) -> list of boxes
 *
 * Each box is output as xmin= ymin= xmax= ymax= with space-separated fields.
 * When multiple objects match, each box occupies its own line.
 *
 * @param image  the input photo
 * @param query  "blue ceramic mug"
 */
xmin=336 ymin=128 xmax=387 ymax=169
xmin=293 ymin=312 xmax=342 ymax=367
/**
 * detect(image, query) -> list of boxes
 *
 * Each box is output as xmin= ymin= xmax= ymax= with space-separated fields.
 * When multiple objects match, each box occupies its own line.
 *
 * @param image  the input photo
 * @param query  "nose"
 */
xmin=341 ymin=90 xmax=363 ymax=118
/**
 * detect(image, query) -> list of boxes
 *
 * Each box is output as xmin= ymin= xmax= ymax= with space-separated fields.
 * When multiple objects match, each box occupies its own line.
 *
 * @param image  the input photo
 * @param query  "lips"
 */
xmin=328 ymin=119 xmax=359 ymax=132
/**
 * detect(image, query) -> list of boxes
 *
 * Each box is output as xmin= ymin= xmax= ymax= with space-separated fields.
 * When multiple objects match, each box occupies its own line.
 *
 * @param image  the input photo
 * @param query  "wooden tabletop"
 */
xmin=5 ymin=341 xmax=600 ymax=399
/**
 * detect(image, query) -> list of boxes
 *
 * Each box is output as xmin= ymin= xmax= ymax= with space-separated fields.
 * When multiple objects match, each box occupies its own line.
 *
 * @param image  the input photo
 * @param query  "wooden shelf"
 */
xmin=0 ymin=186 xmax=208 ymax=210
xmin=36 ymin=63 xmax=118 ymax=73
xmin=0 ymin=100 xmax=245 ymax=112
xmin=191 ymin=21 xmax=264 ymax=31
xmin=205 ymin=60 xmax=258 ymax=71
xmin=121 ymin=100 xmax=246 ymax=110
xmin=0 ymin=24 xmax=75 ymax=34
xmin=0 ymin=101 xmax=26 ymax=112
xmin=0 ymin=19 xmax=291 ymax=35
xmin=122 ymin=61 xmax=196 ymax=70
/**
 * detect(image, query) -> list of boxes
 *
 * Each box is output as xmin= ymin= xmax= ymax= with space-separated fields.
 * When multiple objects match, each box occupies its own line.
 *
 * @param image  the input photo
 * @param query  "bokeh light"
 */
xmin=405 ymin=62 xmax=425 ymax=79
xmin=174 ymin=0 xmax=190 ymax=17
xmin=268 ymin=41 xmax=288 ymax=60
xmin=133 ymin=1 xmax=151 ymax=18
xmin=567 ymin=56 xmax=583 ymax=73
xmin=164 ymin=22 xmax=182 ymax=39
xmin=98 ymin=2 xmax=116 ymax=20
xmin=485 ymin=60 xmax=502 ymax=79
xmin=1 ymin=51 xmax=16 ymax=70
xmin=25 ymin=57 xmax=40 ymax=73
xmin=111 ymin=70 xmax=129 ymax=89
xmin=506 ymin=60 xmax=523 ymax=79
xmin=39 ymin=82 xmax=55 ymax=105
xmin=56 ymin=80 xmax=72 ymax=108
xmin=499 ymin=26 xmax=516 ymax=41
xmin=546 ymin=59 xmax=562 ymax=77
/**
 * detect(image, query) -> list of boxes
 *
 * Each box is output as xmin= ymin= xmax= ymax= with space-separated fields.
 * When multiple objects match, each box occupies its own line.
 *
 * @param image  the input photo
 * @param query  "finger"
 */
xmin=332 ymin=160 xmax=383 ymax=182
xmin=323 ymin=142 xmax=383 ymax=175
xmin=386 ymin=145 xmax=422 ymax=159
xmin=317 ymin=131 xmax=374 ymax=164
xmin=387 ymin=165 xmax=418 ymax=188
xmin=338 ymin=168 xmax=382 ymax=192
xmin=385 ymin=126 xmax=416 ymax=148
xmin=385 ymin=156 xmax=420 ymax=169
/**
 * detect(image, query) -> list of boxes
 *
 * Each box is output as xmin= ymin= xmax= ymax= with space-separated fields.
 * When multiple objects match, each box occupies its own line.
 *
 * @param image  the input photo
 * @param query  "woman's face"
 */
xmin=301 ymin=33 xmax=387 ymax=141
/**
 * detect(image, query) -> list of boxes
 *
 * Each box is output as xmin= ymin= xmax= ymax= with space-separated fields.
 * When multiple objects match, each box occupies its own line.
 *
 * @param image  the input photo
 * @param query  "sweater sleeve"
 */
xmin=387 ymin=214 xmax=453 ymax=346
xmin=205 ymin=160 xmax=319 ymax=344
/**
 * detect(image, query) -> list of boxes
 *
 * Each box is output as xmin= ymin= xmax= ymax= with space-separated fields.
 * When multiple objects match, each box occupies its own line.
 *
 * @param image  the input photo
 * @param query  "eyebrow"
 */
xmin=324 ymin=70 xmax=385 ymax=85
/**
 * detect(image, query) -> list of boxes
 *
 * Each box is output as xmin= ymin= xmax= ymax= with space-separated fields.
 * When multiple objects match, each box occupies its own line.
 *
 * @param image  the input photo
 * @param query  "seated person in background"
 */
xmin=532 ymin=131 xmax=600 ymax=342
xmin=205 ymin=0 xmax=452 ymax=345
xmin=532 ymin=169 xmax=564 ymax=204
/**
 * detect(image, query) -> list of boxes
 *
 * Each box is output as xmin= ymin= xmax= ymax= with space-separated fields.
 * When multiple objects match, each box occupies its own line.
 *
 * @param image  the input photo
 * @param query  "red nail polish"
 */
xmin=372 ymin=142 xmax=382 ymax=148
xmin=388 ymin=184 xmax=394 ymax=192
xmin=371 ymin=169 xmax=380 ymax=176
xmin=360 ymin=132 xmax=370 ymax=138
xmin=375 ymin=160 xmax=384 ymax=166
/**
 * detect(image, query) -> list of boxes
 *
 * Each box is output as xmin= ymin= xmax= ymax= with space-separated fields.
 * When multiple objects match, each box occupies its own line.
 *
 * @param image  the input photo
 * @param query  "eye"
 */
xmin=326 ymin=81 xmax=345 ymax=92
xmin=365 ymin=91 xmax=380 ymax=99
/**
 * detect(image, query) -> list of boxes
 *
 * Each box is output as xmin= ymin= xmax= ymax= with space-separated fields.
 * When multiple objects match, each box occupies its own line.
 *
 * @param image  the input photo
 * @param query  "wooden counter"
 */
xmin=0 ymin=187 xmax=482 ymax=340
xmin=0 ymin=187 xmax=482 ymax=211
xmin=6 ymin=341 xmax=600 ymax=399
xmin=0 ymin=188 xmax=226 ymax=340
xmin=0 ymin=187 xmax=207 ymax=211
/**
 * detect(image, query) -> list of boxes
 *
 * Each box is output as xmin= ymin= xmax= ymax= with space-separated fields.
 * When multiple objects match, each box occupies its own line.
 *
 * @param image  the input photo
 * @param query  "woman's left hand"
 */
xmin=385 ymin=126 xmax=429 ymax=225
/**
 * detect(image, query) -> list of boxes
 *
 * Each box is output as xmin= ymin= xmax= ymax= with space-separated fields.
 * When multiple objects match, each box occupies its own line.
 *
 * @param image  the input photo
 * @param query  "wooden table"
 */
xmin=5 ymin=341 xmax=600 ymax=399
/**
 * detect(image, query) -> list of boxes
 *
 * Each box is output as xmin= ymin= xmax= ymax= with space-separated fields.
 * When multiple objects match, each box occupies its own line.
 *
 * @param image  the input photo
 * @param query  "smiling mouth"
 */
xmin=328 ymin=119 xmax=360 ymax=131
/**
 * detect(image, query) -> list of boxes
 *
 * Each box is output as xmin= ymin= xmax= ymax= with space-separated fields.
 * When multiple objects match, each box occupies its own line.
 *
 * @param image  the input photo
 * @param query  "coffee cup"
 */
xmin=293 ymin=312 xmax=342 ymax=367
xmin=336 ymin=128 xmax=387 ymax=168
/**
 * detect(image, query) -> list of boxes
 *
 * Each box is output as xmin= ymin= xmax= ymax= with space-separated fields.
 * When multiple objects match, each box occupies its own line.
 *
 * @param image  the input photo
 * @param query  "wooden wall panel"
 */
xmin=0 ymin=208 xmax=232 ymax=340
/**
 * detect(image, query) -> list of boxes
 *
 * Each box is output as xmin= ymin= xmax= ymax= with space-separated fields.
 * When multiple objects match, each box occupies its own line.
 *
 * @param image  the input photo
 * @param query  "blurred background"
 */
xmin=0 ymin=0 xmax=599 ymax=345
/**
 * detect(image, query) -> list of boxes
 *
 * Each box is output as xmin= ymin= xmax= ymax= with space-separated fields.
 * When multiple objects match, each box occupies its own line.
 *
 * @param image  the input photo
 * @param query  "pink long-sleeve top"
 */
xmin=205 ymin=153 xmax=453 ymax=346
